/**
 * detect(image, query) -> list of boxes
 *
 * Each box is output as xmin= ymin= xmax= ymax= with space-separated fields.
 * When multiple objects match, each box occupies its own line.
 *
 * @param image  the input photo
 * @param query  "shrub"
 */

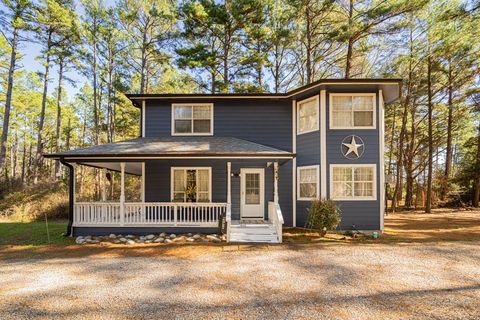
xmin=306 ymin=199 xmax=341 ymax=236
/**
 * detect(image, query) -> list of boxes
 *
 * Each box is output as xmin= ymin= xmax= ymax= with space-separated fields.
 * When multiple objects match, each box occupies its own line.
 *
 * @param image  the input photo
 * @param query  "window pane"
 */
xmin=173 ymin=170 xmax=185 ymax=191
xmin=175 ymin=120 xmax=192 ymax=133
xmin=332 ymin=96 xmax=352 ymax=111
xmin=193 ymin=120 xmax=211 ymax=133
xmin=299 ymin=99 xmax=318 ymax=132
xmin=197 ymin=170 xmax=209 ymax=191
xmin=245 ymin=173 xmax=260 ymax=204
xmin=332 ymin=182 xmax=352 ymax=197
xmin=197 ymin=192 xmax=209 ymax=202
xmin=332 ymin=111 xmax=353 ymax=127
xmin=333 ymin=167 xmax=352 ymax=182
xmin=354 ymin=167 xmax=373 ymax=181
xmin=354 ymin=111 xmax=373 ymax=126
xmin=354 ymin=182 xmax=373 ymax=197
xmin=300 ymin=182 xmax=317 ymax=198
xmin=300 ymin=168 xmax=317 ymax=183
xmin=353 ymin=96 xmax=373 ymax=110
xmin=173 ymin=192 xmax=185 ymax=202
xmin=193 ymin=106 xmax=211 ymax=119
xmin=174 ymin=106 xmax=192 ymax=119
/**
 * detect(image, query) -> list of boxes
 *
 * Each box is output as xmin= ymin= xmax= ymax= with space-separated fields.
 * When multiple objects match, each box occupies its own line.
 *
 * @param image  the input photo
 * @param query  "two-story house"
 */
xmin=45 ymin=78 xmax=401 ymax=243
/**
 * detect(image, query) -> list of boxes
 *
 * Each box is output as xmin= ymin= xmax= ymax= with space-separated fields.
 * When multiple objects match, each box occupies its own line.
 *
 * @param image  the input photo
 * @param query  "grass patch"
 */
xmin=0 ymin=220 xmax=73 ymax=246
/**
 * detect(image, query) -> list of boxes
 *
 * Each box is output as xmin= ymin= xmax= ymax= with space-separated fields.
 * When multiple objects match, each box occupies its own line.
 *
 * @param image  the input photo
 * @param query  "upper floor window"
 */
xmin=297 ymin=96 xmax=319 ymax=135
xmin=330 ymin=94 xmax=376 ymax=129
xmin=331 ymin=164 xmax=376 ymax=200
xmin=172 ymin=103 xmax=213 ymax=135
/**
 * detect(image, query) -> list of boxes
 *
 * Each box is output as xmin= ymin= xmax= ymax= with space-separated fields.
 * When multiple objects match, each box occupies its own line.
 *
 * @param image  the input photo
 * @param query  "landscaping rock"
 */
xmin=113 ymin=240 xmax=121 ymax=244
xmin=119 ymin=238 xmax=127 ymax=243
xmin=186 ymin=238 xmax=195 ymax=242
xmin=84 ymin=235 xmax=92 ymax=240
xmin=126 ymin=239 xmax=135 ymax=245
xmin=173 ymin=236 xmax=186 ymax=242
xmin=75 ymin=237 xmax=85 ymax=244
xmin=187 ymin=233 xmax=192 ymax=236
xmin=146 ymin=234 xmax=155 ymax=240
xmin=169 ymin=234 xmax=176 ymax=239
xmin=206 ymin=235 xmax=221 ymax=242
xmin=126 ymin=235 xmax=135 ymax=239
xmin=145 ymin=240 xmax=152 ymax=243
xmin=193 ymin=234 xmax=201 ymax=240
xmin=109 ymin=234 xmax=116 ymax=238
xmin=165 ymin=239 xmax=173 ymax=244
xmin=154 ymin=237 xmax=164 ymax=243
xmin=159 ymin=232 xmax=166 ymax=237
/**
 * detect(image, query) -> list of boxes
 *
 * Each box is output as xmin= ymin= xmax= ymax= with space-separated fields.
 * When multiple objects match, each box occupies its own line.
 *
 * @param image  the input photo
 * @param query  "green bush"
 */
xmin=306 ymin=199 xmax=341 ymax=236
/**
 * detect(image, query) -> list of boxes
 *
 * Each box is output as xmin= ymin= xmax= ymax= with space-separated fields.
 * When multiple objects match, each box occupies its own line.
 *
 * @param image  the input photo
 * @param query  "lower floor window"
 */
xmin=172 ymin=167 xmax=211 ymax=202
xmin=331 ymin=164 xmax=376 ymax=200
xmin=297 ymin=165 xmax=319 ymax=200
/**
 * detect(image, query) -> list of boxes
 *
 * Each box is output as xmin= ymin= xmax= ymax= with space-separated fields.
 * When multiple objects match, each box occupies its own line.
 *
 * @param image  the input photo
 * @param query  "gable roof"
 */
xmin=126 ymin=78 xmax=402 ymax=105
xmin=43 ymin=137 xmax=294 ymax=160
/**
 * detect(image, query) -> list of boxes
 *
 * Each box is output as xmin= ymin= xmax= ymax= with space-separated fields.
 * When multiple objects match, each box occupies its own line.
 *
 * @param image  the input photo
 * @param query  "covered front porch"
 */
xmin=45 ymin=137 xmax=293 ymax=243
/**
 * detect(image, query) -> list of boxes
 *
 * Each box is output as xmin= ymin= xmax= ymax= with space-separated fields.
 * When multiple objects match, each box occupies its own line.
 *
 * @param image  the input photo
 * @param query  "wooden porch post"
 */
xmin=120 ymin=162 xmax=125 ymax=226
xmin=101 ymin=168 xmax=107 ymax=202
xmin=227 ymin=162 xmax=231 ymax=204
xmin=274 ymin=161 xmax=279 ymax=203
xmin=141 ymin=162 xmax=145 ymax=202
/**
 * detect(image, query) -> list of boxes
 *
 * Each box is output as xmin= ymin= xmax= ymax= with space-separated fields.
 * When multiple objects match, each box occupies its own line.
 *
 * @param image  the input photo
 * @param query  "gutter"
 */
xmin=60 ymin=158 xmax=74 ymax=237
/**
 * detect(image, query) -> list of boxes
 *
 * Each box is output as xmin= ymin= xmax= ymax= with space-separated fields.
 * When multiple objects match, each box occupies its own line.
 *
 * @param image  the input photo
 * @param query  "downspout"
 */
xmin=60 ymin=158 xmax=74 ymax=237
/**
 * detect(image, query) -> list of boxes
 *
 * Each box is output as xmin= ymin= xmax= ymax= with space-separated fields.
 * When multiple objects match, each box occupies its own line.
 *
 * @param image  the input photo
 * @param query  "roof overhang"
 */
xmin=126 ymin=78 xmax=402 ymax=105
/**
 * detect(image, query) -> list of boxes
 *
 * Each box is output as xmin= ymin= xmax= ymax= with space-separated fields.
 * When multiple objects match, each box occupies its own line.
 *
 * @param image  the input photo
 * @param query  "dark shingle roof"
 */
xmin=44 ymin=137 xmax=294 ymax=159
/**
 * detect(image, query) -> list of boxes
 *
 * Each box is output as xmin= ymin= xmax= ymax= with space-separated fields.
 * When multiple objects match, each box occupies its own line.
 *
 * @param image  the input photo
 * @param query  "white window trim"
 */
xmin=330 ymin=164 xmax=377 ymax=201
xmin=297 ymin=95 xmax=319 ymax=135
xmin=329 ymin=93 xmax=376 ymax=130
xmin=171 ymin=103 xmax=214 ymax=136
xmin=170 ymin=167 xmax=212 ymax=202
xmin=297 ymin=165 xmax=320 ymax=201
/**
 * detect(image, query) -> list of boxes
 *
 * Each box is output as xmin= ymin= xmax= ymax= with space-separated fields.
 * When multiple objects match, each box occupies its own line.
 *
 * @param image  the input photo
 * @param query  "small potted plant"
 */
xmin=185 ymin=184 xmax=197 ymax=202
xmin=306 ymin=198 xmax=341 ymax=236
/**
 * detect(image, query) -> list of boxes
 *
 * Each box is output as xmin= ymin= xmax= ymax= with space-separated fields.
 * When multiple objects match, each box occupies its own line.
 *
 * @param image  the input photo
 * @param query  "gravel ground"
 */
xmin=1 ymin=241 xmax=479 ymax=319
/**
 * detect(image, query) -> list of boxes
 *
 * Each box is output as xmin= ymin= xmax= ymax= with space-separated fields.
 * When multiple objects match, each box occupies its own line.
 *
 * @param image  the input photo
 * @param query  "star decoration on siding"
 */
xmin=341 ymin=135 xmax=365 ymax=159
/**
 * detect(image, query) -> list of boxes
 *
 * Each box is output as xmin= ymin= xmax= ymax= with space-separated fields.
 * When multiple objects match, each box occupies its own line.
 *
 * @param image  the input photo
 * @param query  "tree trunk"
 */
xmin=34 ymin=31 xmax=52 ymax=184
xmin=344 ymin=0 xmax=354 ymax=79
xmin=305 ymin=4 xmax=312 ymax=84
xmin=0 ymin=26 xmax=19 ymax=173
xmin=473 ymin=124 xmax=480 ymax=207
xmin=442 ymin=64 xmax=454 ymax=200
xmin=55 ymin=58 xmax=64 ymax=180
xmin=93 ymin=23 xmax=99 ymax=146
xmin=426 ymin=55 xmax=433 ymax=213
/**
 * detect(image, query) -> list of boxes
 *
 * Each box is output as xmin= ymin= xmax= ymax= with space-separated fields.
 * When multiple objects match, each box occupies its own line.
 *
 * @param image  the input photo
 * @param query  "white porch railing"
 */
xmin=268 ymin=201 xmax=284 ymax=243
xmin=74 ymin=202 xmax=227 ymax=227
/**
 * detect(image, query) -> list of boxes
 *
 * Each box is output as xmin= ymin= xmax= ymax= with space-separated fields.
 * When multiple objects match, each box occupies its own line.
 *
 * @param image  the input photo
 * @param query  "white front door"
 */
xmin=240 ymin=168 xmax=265 ymax=219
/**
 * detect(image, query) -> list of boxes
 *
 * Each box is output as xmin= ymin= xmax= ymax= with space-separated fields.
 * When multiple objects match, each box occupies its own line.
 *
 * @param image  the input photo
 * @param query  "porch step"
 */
xmin=229 ymin=223 xmax=280 ymax=243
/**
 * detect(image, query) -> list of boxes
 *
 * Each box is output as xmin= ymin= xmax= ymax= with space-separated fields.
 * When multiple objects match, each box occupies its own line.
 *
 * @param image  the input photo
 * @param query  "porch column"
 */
xmin=274 ymin=161 xmax=279 ymax=203
xmin=227 ymin=162 xmax=231 ymax=204
xmin=120 ymin=162 xmax=125 ymax=226
xmin=101 ymin=168 xmax=107 ymax=202
xmin=141 ymin=162 xmax=145 ymax=202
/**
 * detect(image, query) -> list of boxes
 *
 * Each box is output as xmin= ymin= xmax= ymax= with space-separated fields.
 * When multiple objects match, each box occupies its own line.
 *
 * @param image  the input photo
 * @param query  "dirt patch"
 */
xmin=383 ymin=208 xmax=480 ymax=242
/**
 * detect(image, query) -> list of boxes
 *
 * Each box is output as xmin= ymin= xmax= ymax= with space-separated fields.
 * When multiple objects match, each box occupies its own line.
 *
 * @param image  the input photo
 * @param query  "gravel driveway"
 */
xmin=1 ymin=241 xmax=479 ymax=319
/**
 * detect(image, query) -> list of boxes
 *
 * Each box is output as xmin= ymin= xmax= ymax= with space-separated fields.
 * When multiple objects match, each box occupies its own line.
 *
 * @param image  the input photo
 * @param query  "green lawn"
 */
xmin=0 ymin=220 xmax=73 ymax=246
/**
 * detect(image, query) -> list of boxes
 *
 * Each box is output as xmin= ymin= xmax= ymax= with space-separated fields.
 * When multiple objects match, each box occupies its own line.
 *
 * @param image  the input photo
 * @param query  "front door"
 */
xmin=240 ymin=168 xmax=264 ymax=219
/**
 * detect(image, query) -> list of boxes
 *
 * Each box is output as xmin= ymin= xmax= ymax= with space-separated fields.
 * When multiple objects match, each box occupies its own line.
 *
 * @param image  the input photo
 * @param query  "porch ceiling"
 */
xmin=43 ymin=137 xmax=294 ymax=160
xmin=79 ymin=162 xmax=142 ymax=175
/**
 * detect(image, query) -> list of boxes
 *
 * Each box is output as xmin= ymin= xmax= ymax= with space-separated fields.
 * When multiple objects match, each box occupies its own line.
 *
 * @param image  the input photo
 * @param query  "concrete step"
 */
xmin=229 ymin=235 xmax=279 ymax=243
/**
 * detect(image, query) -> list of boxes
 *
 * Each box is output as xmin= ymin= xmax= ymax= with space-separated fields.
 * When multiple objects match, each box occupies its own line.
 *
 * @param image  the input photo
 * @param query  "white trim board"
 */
xmin=171 ymin=103 xmax=214 ymax=136
xmin=292 ymin=99 xmax=297 ymax=226
xmin=320 ymin=90 xmax=327 ymax=199
xmin=240 ymin=168 xmax=265 ymax=219
xmin=379 ymin=90 xmax=385 ymax=230
xmin=329 ymin=93 xmax=377 ymax=130
xmin=141 ymin=100 xmax=146 ymax=137
xmin=329 ymin=164 xmax=377 ymax=201
xmin=297 ymin=165 xmax=320 ymax=201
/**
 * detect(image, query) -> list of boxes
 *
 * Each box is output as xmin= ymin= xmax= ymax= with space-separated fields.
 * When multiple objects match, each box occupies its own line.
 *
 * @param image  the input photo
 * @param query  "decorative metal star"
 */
xmin=342 ymin=136 xmax=363 ymax=157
